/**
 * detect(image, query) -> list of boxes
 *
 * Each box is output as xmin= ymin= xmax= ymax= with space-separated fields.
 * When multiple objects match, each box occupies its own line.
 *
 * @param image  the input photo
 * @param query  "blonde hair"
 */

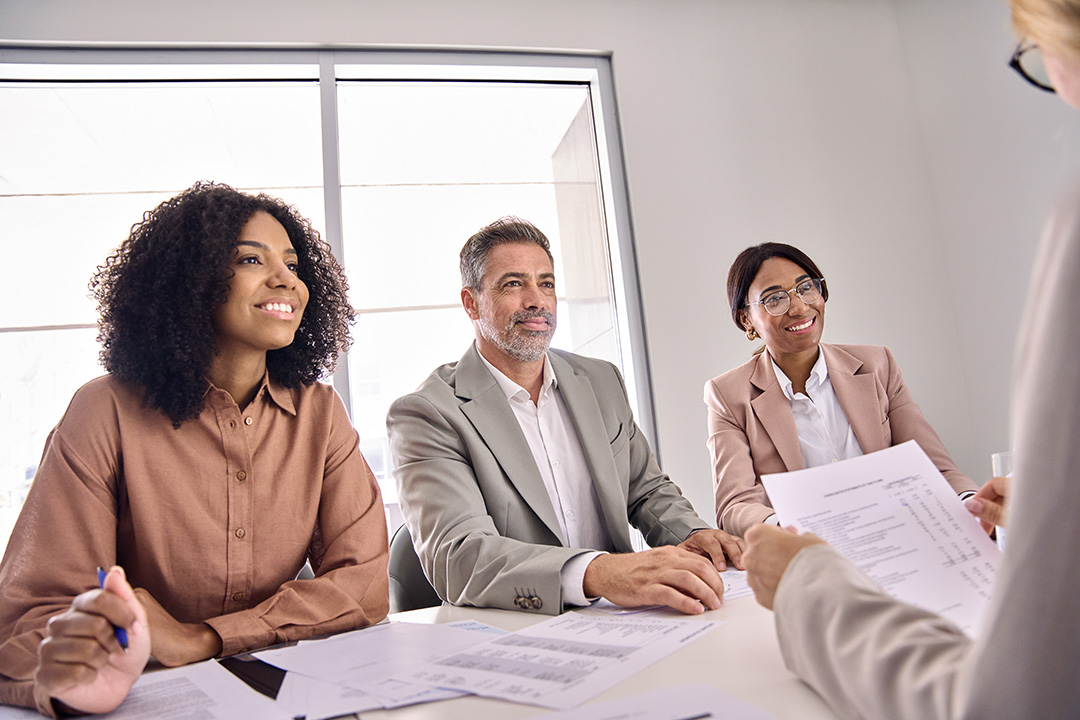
xmin=1011 ymin=0 xmax=1080 ymax=60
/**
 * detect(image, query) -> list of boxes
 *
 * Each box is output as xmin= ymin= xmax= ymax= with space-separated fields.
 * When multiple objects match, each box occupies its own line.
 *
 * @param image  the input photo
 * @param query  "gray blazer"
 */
xmin=387 ymin=344 xmax=707 ymax=614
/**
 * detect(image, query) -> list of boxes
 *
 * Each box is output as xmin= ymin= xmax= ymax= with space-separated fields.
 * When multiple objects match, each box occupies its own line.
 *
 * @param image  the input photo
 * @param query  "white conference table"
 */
xmin=356 ymin=594 xmax=839 ymax=720
xmin=0 ymin=594 xmax=839 ymax=720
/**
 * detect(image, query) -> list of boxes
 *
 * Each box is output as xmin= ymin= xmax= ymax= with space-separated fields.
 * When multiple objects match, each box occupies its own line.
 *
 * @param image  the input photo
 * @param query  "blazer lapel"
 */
xmin=823 ymin=344 xmax=886 ymax=453
xmin=456 ymin=346 xmax=566 ymax=544
xmin=749 ymin=353 xmax=804 ymax=471
xmin=550 ymin=354 xmax=633 ymax=552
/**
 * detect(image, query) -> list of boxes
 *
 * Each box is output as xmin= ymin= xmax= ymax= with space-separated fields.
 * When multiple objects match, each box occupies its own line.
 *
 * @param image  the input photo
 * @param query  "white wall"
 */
xmin=893 ymin=0 xmax=1080 ymax=479
xmin=2 ymin=0 xmax=1077 ymax=523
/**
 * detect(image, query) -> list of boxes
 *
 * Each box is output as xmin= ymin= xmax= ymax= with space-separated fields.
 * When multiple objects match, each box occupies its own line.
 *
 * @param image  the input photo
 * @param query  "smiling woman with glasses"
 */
xmin=702 ymin=242 xmax=976 ymax=536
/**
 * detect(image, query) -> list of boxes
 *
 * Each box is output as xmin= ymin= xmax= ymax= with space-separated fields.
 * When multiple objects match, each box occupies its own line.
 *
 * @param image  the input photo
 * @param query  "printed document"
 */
xmin=103 ymin=661 xmax=288 ymax=720
xmin=535 ymin=682 xmax=777 ymax=720
xmin=761 ymin=440 xmax=1000 ymax=635
xmin=400 ymin=611 xmax=718 ymax=709
xmin=253 ymin=621 xmax=489 ymax=714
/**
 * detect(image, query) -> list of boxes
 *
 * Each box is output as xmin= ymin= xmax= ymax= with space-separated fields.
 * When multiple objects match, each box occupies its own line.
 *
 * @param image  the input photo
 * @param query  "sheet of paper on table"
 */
xmin=0 ymin=623 xmax=502 ymax=720
xmin=721 ymin=568 xmax=753 ymax=600
xmin=534 ymin=682 xmax=778 ymax=720
xmin=97 ymin=660 xmax=290 ymax=720
xmin=761 ymin=440 xmax=1000 ymax=636
xmin=399 ymin=610 xmax=719 ymax=710
xmin=253 ymin=620 xmax=498 ymax=717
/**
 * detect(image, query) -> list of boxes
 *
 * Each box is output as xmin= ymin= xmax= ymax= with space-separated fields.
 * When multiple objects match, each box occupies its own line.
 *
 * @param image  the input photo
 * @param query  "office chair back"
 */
xmin=388 ymin=522 xmax=443 ymax=613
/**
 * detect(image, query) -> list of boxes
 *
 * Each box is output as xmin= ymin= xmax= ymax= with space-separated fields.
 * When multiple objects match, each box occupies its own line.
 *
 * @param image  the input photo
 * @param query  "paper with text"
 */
xmin=98 ymin=661 xmax=289 ymax=720
xmin=400 ymin=611 xmax=718 ymax=709
xmin=762 ymin=440 xmax=1000 ymax=635
xmin=253 ymin=621 xmax=485 ymax=710
xmin=534 ymin=682 xmax=777 ymax=720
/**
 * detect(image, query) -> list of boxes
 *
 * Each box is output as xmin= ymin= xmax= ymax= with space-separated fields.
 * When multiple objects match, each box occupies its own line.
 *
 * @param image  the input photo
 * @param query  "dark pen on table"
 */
xmin=96 ymin=566 xmax=130 ymax=650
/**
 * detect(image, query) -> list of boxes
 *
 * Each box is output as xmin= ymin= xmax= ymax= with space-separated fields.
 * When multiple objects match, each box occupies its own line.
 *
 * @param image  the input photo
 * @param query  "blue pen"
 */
xmin=95 ymin=567 xmax=130 ymax=651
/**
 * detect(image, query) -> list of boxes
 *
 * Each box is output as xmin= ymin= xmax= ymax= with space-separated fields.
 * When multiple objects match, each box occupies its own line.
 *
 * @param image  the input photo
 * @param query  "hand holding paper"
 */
xmin=756 ymin=441 xmax=1000 ymax=635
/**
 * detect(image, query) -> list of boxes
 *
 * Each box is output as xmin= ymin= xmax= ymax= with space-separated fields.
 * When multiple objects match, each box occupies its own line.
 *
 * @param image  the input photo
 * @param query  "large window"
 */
xmin=0 ymin=47 xmax=652 ymax=549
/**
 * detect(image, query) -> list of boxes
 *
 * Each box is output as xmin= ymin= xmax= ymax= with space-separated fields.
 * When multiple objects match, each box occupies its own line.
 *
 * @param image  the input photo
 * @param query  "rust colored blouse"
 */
xmin=0 ymin=374 xmax=389 ymax=714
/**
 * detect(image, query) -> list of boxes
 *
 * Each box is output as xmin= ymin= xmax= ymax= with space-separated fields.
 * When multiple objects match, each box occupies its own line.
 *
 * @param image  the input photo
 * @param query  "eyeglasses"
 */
xmin=747 ymin=278 xmax=824 ymax=316
xmin=1009 ymin=42 xmax=1056 ymax=93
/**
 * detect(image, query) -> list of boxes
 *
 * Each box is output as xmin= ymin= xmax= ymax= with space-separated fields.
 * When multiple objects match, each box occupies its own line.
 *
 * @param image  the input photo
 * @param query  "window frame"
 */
xmin=0 ymin=42 xmax=661 ymax=455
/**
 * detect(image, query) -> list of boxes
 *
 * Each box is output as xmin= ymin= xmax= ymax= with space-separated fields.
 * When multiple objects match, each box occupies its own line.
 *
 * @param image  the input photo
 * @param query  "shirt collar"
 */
xmin=476 ymin=344 xmax=556 ymax=402
xmin=204 ymin=369 xmax=297 ymax=416
xmin=263 ymin=374 xmax=297 ymax=416
xmin=769 ymin=348 xmax=828 ymax=400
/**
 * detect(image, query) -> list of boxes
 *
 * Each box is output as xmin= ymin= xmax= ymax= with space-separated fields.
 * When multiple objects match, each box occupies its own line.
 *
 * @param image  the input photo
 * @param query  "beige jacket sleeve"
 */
xmin=770 ymin=185 xmax=1080 ymax=719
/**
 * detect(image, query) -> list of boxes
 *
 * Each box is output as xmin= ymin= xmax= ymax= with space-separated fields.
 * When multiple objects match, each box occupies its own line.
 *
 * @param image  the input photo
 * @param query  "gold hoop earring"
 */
xmin=745 ymin=327 xmax=758 ymax=341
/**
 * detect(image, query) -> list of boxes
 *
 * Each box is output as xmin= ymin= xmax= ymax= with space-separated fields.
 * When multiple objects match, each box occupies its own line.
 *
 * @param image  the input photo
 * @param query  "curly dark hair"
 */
xmin=90 ymin=181 xmax=354 ymax=426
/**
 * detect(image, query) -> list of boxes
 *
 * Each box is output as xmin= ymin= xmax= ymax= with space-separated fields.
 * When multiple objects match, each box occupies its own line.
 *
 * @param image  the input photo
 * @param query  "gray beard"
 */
xmin=478 ymin=309 xmax=556 ymax=363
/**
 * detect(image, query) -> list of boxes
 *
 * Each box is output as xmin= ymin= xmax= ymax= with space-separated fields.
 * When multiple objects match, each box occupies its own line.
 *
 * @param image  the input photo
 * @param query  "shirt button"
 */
xmin=832 ymin=458 xmax=839 ymax=463
xmin=552 ymin=459 xmax=561 ymax=467
xmin=236 ymin=471 xmax=247 ymax=481
xmin=235 ymin=528 xmax=245 ymax=538
xmin=244 ymin=417 xmax=253 ymax=426
xmin=232 ymin=592 xmax=245 ymax=602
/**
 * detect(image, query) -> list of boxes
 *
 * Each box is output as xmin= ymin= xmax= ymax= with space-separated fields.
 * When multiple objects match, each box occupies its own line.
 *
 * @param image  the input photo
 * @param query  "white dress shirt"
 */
xmin=763 ymin=350 xmax=973 ymax=527
xmin=764 ymin=350 xmax=863 ymax=525
xmin=771 ymin=351 xmax=864 ymax=468
xmin=478 ymin=350 xmax=609 ymax=605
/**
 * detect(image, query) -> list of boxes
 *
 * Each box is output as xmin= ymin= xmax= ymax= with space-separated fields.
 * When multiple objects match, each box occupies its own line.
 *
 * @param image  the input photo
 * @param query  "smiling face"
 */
xmin=739 ymin=256 xmax=825 ymax=364
xmin=212 ymin=211 xmax=310 ymax=363
xmin=462 ymin=241 xmax=557 ymax=367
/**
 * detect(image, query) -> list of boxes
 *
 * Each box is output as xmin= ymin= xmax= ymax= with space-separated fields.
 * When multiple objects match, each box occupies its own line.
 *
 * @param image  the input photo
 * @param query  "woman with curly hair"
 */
xmin=0 ymin=182 xmax=389 ymax=716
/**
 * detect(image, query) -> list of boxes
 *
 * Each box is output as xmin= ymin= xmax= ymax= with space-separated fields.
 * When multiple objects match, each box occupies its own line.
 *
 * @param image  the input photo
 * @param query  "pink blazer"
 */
xmin=704 ymin=344 xmax=976 ymax=535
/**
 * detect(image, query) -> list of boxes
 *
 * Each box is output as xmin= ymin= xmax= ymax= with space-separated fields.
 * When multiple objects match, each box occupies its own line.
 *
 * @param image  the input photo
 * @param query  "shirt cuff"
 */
xmin=204 ymin=611 xmax=266 ymax=657
xmin=561 ymin=551 xmax=605 ymax=607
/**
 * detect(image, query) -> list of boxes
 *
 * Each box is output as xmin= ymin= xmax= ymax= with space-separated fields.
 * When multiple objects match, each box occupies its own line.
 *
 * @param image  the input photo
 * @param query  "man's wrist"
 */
xmin=565 ymin=551 xmax=604 ymax=605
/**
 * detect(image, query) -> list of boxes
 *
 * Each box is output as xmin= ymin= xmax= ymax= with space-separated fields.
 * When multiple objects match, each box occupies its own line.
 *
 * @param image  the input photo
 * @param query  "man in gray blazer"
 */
xmin=387 ymin=217 xmax=743 ymax=615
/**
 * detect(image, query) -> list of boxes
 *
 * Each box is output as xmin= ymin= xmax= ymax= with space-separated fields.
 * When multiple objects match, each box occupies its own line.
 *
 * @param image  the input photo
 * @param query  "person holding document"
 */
xmin=742 ymin=1 xmax=1080 ymax=716
xmin=0 ymin=182 xmax=390 ymax=716
xmin=704 ymin=243 xmax=976 ymax=535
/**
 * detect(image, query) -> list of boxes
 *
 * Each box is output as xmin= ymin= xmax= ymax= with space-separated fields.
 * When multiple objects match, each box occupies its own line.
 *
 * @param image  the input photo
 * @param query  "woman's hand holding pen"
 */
xmin=35 ymin=566 xmax=150 ymax=715
xmin=132 ymin=588 xmax=222 ymax=667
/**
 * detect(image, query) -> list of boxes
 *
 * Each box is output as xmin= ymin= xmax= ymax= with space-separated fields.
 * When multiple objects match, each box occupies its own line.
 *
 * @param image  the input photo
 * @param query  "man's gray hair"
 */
xmin=459 ymin=216 xmax=554 ymax=289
